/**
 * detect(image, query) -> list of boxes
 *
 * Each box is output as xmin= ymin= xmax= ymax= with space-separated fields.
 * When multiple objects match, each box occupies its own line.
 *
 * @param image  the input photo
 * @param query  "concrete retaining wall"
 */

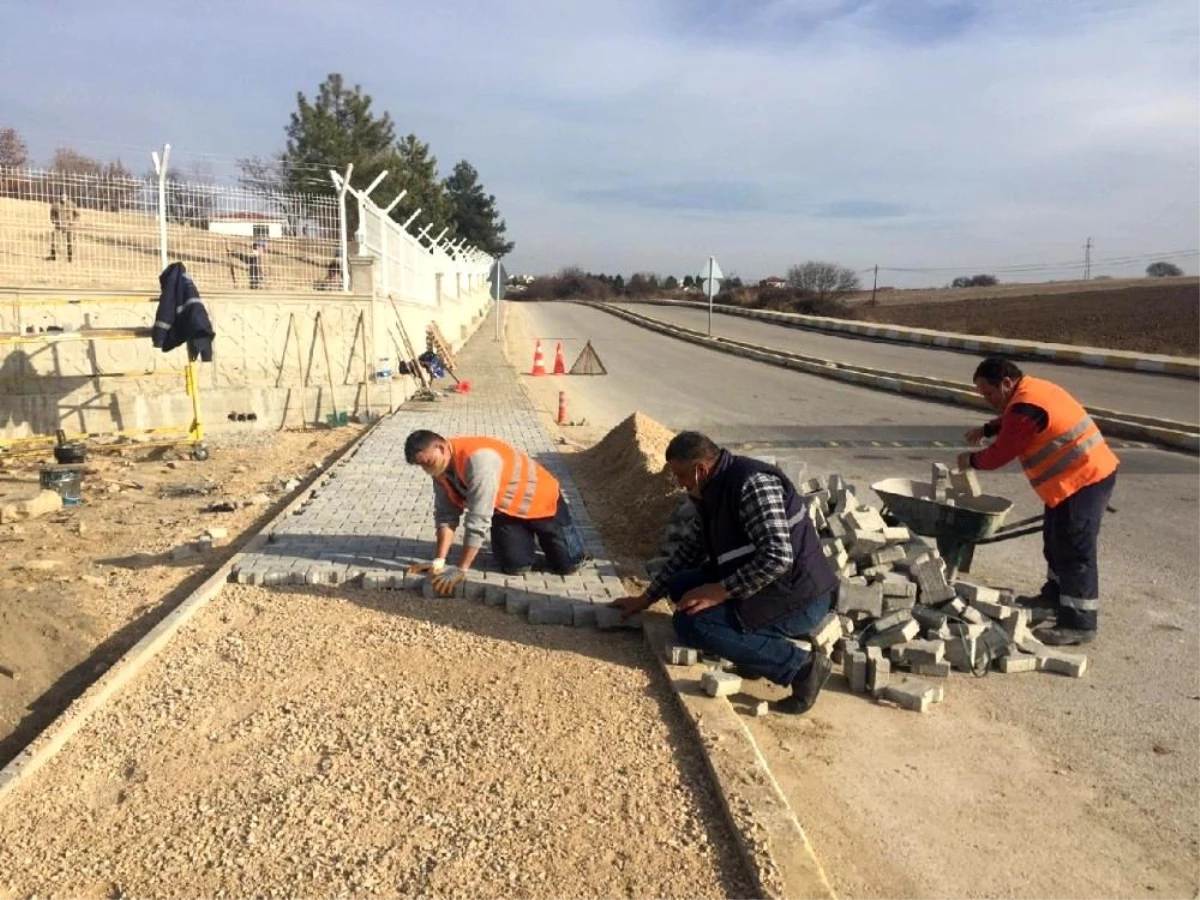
xmin=0 ymin=257 xmax=490 ymax=441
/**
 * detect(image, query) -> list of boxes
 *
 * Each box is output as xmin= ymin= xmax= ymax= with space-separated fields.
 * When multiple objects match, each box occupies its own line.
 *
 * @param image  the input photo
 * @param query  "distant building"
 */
xmin=759 ymin=276 xmax=787 ymax=288
xmin=208 ymin=213 xmax=285 ymax=239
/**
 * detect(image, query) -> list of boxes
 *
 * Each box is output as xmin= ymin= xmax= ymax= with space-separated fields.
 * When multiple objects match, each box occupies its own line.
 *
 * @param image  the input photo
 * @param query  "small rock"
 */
xmin=16 ymin=559 xmax=64 ymax=572
xmin=284 ymin=479 xmax=301 ymax=492
xmin=247 ymin=493 xmax=271 ymax=507
xmin=204 ymin=527 xmax=229 ymax=541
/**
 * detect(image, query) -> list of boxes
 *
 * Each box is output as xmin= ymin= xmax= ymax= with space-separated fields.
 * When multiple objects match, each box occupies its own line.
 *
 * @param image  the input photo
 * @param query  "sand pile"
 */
xmin=568 ymin=412 xmax=682 ymax=565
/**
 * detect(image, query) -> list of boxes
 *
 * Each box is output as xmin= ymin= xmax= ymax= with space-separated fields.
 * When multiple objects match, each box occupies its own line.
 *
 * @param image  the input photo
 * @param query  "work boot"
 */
xmin=773 ymin=652 xmax=832 ymax=715
xmin=1013 ymin=593 xmax=1058 ymax=626
xmin=1035 ymin=625 xmax=1096 ymax=646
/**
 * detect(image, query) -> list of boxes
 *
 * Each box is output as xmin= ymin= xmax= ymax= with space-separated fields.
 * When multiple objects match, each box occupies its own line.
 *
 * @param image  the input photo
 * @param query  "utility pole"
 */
xmin=870 ymin=264 xmax=879 ymax=305
xmin=1083 ymin=237 xmax=1093 ymax=280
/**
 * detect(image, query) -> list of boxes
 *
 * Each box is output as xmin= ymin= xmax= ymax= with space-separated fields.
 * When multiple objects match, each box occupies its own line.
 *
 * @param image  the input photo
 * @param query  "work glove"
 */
xmin=429 ymin=567 xmax=465 ymax=597
xmin=407 ymin=557 xmax=446 ymax=577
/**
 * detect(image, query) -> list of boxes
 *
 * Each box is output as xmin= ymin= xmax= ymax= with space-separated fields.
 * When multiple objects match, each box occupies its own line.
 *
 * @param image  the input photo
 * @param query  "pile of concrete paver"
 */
xmin=654 ymin=462 xmax=1089 ymax=714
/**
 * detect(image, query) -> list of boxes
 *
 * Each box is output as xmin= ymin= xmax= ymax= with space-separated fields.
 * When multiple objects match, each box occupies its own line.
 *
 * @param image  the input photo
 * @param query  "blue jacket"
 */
xmin=152 ymin=262 xmax=214 ymax=362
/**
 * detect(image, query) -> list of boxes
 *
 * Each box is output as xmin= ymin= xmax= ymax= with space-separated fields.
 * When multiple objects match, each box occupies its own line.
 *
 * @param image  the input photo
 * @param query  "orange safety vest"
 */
xmin=438 ymin=436 xmax=560 ymax=520
xmin=1009 ymin=376 xmax=1119 ymax=508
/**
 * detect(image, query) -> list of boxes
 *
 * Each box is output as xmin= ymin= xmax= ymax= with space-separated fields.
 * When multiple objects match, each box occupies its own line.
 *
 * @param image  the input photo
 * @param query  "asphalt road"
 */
xmin=509 ymin=300 xmax=1200 ymax=898
xmin=618 ymin=301 xmax=1200 ymax=426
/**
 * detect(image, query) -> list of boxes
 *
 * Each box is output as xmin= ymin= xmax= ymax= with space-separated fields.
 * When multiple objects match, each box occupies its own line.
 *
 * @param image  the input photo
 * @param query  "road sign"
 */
xmin=699 ymin=256 xmax=723 ymax=336
xmin=488 ymin=262 xmax=508 ymax=299
xmin=699 ymin=257 xmax=723 ymax=296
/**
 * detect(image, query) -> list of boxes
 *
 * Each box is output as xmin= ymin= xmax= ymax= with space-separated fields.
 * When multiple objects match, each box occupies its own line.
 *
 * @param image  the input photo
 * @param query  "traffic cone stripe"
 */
xmin=553 ymin=341 xmax=567 ymax=375
xmin=531 ymin=339 xmax=547 ymax=376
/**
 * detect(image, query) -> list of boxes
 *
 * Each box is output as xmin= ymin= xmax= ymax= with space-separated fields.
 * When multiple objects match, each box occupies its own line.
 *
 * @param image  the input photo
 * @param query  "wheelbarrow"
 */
xmin=871 ymin=478 xmax=1044 ymax=577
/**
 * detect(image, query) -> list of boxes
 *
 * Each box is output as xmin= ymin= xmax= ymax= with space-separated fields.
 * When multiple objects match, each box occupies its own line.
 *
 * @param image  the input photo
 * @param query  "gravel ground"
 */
xmin=0 ymin=584 xmax=753 ymax=899
xmin=0 ymin=425 xmax=364 ymax=766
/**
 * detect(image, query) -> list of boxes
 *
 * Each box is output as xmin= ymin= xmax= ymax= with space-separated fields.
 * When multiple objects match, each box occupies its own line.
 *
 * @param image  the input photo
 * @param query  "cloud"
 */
xmin=0 ymin=0 xmax=1196 ymax=283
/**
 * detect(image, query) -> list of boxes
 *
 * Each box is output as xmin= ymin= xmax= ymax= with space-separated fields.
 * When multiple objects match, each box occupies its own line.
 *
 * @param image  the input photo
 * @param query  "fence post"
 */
xmin=331 ymin=164 xmax=353 ymax=292
xmin=151 ymin=143 xmax=171 ymax=271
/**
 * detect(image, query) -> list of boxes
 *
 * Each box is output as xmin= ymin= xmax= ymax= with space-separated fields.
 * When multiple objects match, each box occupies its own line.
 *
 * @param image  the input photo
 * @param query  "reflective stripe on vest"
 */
xmin=1021 ymin=415 xmax=1095 ymax=473
xmin=714 ymin=508 xmax=808 ymax=566
xmin=1028 ymin=432 xmax=1103 ymax=489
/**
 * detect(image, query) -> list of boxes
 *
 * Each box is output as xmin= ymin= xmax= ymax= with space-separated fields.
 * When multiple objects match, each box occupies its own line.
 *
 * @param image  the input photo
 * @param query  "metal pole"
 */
xmin=151 ymin=144 xmax=171 ymax=271
xmin=493 ymin=259 xmax=502 ymax=342
xmin=707 ymin=255 xmax=715 ymax=337
xmin=871 ymin=264 xmax=878 ymax=305
xmin=331 ymin=164 xmax=353 ymax=292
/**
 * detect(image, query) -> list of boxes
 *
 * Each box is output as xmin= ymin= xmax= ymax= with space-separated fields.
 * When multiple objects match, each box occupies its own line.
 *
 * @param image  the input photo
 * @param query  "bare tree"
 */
xmin=0 ymin=126 xmax=29 ymax=198
xmin=786 ymin=261 xmax=861 ymax=299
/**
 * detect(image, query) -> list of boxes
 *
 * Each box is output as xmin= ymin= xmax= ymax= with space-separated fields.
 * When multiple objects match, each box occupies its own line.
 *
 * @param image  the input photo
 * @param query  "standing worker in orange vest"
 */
xmin=958 ymin=357 xmax=1119 ymax=646
xmin=404 ymin=430 xmax=588 ymax=595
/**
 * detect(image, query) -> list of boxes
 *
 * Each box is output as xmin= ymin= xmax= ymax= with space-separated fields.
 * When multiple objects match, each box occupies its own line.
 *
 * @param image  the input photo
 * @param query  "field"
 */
xmin=851 ymin=277 xmax=1200 ymax=356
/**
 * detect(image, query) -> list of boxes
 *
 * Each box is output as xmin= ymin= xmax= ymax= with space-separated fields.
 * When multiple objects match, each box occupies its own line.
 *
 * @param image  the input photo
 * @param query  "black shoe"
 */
xmin=731 ymin=666 xmax=765 ymax=682
xmin=1036 ymin=626 xmax=1096 ymax=646
xmin=773 ymin=652 xmax=832 ymax=715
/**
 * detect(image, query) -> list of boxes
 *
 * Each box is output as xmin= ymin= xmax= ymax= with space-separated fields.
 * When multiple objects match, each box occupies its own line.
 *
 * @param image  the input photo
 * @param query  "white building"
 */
xmin=208 ymin=213 xmax=285 ymax=239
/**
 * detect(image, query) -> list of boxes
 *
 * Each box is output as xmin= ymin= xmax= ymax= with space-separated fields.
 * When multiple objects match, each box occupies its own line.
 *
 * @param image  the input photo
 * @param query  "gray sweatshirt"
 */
xmin=432 ymin=447 xmax=505 ymax=548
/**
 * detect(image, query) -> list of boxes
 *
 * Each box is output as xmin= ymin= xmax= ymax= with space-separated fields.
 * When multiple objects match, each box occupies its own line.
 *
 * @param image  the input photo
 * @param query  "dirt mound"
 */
xmin=568 ymin=412 xmax=682 ymax=568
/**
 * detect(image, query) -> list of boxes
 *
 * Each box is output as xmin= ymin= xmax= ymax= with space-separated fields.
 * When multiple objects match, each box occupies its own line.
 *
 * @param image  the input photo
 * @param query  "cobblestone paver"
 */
xmin=231 ymin=314 xmax=635 ymax=629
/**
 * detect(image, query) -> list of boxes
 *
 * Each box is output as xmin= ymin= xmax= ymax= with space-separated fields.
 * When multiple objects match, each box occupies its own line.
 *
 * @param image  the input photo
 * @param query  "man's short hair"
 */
xmin=404 ymin=429 xmax=444 ymax=464
xmin=973 ymin=357 xmax=1024 ymax=386
xmin=665 ymin=431 xmax=721 ymax=465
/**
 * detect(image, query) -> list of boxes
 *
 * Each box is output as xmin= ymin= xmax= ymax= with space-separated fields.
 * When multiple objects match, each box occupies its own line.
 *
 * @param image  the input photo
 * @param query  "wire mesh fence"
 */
xmin=0 ymin=165 xmax=342 ymax=292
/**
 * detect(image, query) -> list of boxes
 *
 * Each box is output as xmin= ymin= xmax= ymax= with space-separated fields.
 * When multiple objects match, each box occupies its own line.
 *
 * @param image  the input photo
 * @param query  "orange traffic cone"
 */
xmin=557 ymin=391 xmax=568 ymax=425
xmin=552 ymin=341 xmax=567 ymax=375
xmin=531 ymin=339 xmax=547 ymax=376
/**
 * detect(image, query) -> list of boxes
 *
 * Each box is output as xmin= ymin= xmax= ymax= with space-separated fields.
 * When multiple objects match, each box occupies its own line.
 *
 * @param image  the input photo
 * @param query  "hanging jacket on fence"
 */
xmin=152 ymin=262 xmax=215 ymax=361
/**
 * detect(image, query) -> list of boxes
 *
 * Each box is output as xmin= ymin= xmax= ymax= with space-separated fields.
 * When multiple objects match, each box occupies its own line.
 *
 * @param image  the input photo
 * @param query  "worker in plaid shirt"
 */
xmin=614 ymin=432 xmax=839 ymax=714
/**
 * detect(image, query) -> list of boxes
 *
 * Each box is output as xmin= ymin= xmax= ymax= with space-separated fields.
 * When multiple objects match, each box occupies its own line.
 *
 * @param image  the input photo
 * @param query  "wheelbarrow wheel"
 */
xmin=191 ymin=444 xmax=210 ymax=462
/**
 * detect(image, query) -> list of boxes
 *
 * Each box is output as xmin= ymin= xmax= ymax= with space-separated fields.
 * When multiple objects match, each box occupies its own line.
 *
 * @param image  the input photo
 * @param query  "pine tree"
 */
xmin=444 ymin=160 xmax=514 ymax=257
xmin=394 ymin=134 xmax=453 ymax=244
xmin=280 ymin=74 xmax=401 ymax=232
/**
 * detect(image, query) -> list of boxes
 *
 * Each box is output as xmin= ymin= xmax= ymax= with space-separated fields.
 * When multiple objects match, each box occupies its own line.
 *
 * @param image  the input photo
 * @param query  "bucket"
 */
xmin=39 ymin=466 xmax=84 ymax=504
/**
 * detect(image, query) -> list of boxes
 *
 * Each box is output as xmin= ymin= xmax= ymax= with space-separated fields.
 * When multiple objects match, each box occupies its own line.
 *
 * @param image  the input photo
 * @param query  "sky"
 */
xmin=1 ymin=0 xmax=1197 ymax=285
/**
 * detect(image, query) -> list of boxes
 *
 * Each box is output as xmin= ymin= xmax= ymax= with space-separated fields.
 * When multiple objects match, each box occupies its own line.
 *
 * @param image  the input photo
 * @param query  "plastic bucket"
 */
xmin=39 ymin=467 xmax=84 ymax=504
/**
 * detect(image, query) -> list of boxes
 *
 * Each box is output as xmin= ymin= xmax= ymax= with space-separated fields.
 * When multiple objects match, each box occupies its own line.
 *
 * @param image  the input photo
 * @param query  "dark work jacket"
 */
xmin=696 ymin=451 xmax=838 ymax=632
xmin=152 ymin=262 xmax=214 ymax=361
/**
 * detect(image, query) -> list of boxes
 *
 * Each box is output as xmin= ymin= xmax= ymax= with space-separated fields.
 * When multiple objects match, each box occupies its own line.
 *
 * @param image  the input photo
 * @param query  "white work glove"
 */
xmin=407 ymin=557 xmax=447 ymax=576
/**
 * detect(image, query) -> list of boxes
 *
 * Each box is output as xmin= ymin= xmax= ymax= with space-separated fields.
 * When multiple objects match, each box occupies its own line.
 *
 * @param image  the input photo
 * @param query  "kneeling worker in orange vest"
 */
xmin=404 ymin=430 xmax=588 ymax=595
xmin=958 ymin=357 xmax=1118 ymax=646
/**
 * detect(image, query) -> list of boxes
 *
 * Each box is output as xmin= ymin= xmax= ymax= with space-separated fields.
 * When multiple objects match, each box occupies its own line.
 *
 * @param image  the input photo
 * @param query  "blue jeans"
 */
xmin=667 ymin=569 xmax=834 ymax=686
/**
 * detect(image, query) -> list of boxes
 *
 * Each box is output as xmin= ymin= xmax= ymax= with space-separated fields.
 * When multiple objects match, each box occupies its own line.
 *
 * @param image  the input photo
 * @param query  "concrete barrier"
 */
xmin=622 ymin=297 xmax=1200 ymax=379
xmin=590 ymin=302 xmax=1200 ymax=454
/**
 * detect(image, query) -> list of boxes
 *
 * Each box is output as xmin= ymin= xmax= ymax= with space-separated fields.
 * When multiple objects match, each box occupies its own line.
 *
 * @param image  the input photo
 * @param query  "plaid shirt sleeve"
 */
xmin=645 ymin=513 xmax=706 ymax=602
xmin=721 ymin=473 xmax=794 ymax=600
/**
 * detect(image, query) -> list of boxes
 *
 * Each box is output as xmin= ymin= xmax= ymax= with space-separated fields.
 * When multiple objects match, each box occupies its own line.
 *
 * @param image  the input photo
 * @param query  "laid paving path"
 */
xmin=231 ymin=314 xmax=630 ymax=628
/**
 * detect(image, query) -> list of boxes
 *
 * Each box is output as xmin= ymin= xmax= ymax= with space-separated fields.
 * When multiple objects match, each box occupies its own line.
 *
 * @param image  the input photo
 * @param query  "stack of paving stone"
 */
xmin=652 ymin=462 xmax=1089 ymax=714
